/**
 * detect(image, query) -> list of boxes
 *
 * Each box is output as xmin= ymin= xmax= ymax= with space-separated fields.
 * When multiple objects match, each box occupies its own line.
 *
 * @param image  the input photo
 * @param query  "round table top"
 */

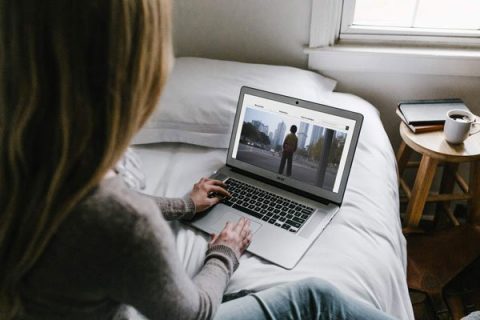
xmin=400 ymin=122 xmax=480 ymax=162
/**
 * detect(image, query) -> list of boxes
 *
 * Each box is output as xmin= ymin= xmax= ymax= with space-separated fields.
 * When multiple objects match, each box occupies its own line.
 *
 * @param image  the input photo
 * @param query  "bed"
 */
xmin=130 ymin=58 xmax=414 ymax=319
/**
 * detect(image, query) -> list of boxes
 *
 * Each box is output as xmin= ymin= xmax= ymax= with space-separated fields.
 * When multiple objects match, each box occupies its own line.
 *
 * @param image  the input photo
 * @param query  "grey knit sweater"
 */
xmin=20 ymin=175 xmax=239 ymax=320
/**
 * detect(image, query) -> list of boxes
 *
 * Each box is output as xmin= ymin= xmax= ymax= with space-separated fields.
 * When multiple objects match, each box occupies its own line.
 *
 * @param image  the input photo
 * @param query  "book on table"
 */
xmin=396 ymin=98 xmax=470 ymax=133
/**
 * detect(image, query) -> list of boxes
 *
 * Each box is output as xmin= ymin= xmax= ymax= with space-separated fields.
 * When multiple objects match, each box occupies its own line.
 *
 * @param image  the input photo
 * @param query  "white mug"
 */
xmin=444 ymin=109 xmax=480 ymax=144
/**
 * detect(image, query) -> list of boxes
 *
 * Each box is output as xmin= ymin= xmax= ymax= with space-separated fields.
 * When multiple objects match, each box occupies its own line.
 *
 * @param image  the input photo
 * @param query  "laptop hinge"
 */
xmin=227 ymin=165 xmax=332 ymax=206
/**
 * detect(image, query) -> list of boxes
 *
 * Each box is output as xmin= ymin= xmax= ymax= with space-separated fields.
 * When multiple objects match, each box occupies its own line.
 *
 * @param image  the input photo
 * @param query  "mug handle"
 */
xmin=469 ymin=118 xmax=480 ymax=136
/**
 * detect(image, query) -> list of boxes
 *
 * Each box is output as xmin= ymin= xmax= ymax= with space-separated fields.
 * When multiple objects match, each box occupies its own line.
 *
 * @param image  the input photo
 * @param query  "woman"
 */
xmin=0 ymin=0 xmax=395 ymax=319
xmin=0 ymin=1 xmax=246 ymax=318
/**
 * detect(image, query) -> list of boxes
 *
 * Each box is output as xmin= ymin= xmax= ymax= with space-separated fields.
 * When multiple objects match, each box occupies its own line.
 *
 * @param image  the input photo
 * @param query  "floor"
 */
xmin=410 ymin=257 xmax=480 ymax=319
xmin=405 ymin=206 xmax=480 ymax=320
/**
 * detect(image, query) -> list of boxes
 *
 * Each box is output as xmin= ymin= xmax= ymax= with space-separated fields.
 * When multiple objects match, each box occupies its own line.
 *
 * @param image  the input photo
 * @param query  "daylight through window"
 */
xmin=340 ymin=0 xmax=480 ymax=45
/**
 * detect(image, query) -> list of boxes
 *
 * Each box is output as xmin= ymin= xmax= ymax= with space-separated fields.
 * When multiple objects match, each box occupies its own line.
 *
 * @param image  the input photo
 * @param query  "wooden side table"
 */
xmin=397 ymin=122 xmax=480 ymax=318
xmin=397 ymin=122 xmax=480 ymax=228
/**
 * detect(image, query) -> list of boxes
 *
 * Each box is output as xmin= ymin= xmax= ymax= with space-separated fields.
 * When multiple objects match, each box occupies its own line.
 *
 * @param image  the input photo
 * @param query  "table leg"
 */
xmin=468 ymin=160 xmax=480 ymax=226
xmin=435 ymin=162 xmax=459 ymax=226
xmin=396 ymin=140 xmax=412 ymax=178
xmin=406 ymin=155 xmax=438 ymax=227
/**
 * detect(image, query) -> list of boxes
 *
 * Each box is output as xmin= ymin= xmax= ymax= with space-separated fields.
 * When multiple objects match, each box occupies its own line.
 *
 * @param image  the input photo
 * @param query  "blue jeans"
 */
xmin=214 ymin=278 xmax=396 ymax=320
xmin=463 ymin=311 xmax=480 ymax=320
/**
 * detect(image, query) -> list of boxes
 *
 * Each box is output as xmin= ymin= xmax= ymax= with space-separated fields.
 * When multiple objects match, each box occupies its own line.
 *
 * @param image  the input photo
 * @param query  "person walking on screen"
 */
xmin=278 ymin=125 xmax=298 ymax=177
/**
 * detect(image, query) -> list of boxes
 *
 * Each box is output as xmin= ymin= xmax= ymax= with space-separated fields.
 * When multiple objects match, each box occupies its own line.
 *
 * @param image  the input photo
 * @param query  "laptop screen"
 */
xmin=227 ymin=87 xmax=363 ymax=204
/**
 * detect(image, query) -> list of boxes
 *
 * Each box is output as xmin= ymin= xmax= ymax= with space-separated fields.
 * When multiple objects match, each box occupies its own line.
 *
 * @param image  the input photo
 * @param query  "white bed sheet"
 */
xmin=133 ymin=92 xmax=414 ymax=320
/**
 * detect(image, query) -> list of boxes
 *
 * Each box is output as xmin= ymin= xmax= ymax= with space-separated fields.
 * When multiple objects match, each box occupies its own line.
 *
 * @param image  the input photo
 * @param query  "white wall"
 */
xmin=173 ymin=1 xmax=480 ymax=150
xmin=322 ymin=71 xmax=480 ymax=148
xmin=173 ymin=0 xmax=311 ymax=68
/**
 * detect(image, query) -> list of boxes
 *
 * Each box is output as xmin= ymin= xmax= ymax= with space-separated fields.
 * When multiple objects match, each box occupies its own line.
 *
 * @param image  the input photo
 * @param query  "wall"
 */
xmin=173 ymin=1 xmax=480 ymax=150
xmin=322 ymin=71 xmax=480 ymax=149
xmin=173 ymin=0 xmax=311 ymax=68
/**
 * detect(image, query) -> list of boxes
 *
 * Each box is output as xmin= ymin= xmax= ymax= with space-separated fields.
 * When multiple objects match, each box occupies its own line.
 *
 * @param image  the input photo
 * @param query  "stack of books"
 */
xmin=396 ymin=98 xmax=470 ymax=133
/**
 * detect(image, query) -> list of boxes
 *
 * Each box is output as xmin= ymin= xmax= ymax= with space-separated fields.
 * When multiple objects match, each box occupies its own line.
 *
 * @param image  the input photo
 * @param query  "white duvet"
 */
xmin=133 ymin=92 xmax=413 ymax=320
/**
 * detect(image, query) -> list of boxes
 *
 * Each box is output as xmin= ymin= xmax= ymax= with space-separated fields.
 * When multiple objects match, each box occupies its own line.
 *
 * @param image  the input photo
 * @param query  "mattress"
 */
xmin=132 ymin=91 xmax=414 ymax=320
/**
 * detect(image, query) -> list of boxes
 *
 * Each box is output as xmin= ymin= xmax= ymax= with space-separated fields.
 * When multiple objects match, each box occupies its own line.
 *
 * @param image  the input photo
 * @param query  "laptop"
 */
xmin=190 ymin=87 xmax=363 ymax=269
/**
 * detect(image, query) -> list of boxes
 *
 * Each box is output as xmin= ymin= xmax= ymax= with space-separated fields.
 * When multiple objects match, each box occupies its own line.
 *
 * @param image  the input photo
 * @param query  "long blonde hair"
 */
xmin=0 ymin=0 xmax=172 ymax=318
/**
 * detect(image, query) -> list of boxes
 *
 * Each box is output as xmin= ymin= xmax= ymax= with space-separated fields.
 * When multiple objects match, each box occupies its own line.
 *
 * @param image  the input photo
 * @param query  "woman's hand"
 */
xmin=209 ymin=217 xmax=252 ymax=258
xmin=189 ymin=177 xmax=230 ymax=213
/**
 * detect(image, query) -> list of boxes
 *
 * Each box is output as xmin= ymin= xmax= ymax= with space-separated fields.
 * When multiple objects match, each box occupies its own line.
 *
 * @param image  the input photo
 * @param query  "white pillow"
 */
xmin=132 ymin=57 xmax=337 ymax=148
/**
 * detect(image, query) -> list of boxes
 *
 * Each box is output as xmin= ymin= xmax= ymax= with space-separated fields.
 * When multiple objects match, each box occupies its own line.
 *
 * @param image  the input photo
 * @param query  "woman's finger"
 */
xmin=240 ymin=230 xmax=249 ymax=240
xmin=238 ymin=219 xmax=250 ymax=236
xmin=207 ymin=179 xmax=228 ymax=188
xmin=242 ymin=234 xmax=253 ymax=250
xmin=233 ymin=217 xmax=246 ymax=233
xmin=206 ymin=185 xmax=231 ymax=198
xmin=208 ymin=197 xmax=220 ymax=206
xmin=210 ymin=233 xmax=219 ymax=244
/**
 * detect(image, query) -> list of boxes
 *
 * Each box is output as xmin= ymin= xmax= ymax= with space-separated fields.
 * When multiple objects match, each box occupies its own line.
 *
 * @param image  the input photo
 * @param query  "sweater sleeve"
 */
xmin=108 ymin=194 xmax=237 ymax=320
xmin=141 ymin=193 xmax=196 ymax=220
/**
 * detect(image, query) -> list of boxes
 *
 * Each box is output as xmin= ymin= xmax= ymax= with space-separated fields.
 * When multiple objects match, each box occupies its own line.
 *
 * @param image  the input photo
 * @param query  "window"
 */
xmin=307 ymin=0 xmax=480 ymax=75
xmin=340 ymin=0 xmax=480 ymax=46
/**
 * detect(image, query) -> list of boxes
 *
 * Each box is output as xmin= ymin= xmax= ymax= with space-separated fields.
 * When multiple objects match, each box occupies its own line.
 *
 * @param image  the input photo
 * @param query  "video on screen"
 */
xmin=236 ymin=107 xmax=348 ymax=191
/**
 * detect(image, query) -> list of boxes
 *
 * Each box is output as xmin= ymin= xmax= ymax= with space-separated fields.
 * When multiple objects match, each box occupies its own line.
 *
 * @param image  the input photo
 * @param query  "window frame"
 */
xmin=307 ymin=0 xmax=480 ymax=76
xmin=339 ymin=0 xmax=480 ymax=47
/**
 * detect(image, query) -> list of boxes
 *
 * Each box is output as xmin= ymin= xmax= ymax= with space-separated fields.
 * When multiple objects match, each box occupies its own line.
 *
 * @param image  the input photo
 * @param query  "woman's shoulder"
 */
xmin=43 ymin=174 xmax=172 ymax=272
xmin=68 ymin=175 xmax=164 ymax=240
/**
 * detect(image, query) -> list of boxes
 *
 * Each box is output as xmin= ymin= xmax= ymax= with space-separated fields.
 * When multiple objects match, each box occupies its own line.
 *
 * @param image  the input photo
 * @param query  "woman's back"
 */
xmin=21 ymin=176 xmax=236 ymax=320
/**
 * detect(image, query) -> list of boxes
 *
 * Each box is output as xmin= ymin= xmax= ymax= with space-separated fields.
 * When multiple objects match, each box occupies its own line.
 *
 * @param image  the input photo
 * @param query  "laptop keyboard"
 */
xmin=221 ymin=178 xmax=315 ymax=233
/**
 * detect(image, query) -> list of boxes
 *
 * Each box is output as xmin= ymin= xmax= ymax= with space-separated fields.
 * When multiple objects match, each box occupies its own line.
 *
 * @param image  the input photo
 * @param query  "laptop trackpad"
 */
xmin=211 ymin=212 xmax=262 ymax=234
xmin=299 ymin=211 xmax=326 ymax=239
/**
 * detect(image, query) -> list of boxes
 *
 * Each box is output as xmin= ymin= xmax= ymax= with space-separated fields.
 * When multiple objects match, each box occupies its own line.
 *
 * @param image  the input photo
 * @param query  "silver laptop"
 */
xmin=190 ymin=87 xmax=363 ymax=269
